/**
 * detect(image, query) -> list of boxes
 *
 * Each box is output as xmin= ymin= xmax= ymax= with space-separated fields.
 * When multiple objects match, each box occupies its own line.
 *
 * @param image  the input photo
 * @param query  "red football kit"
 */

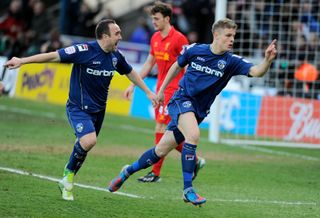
xmin=150 ymin=26 xmax=188 ymax=124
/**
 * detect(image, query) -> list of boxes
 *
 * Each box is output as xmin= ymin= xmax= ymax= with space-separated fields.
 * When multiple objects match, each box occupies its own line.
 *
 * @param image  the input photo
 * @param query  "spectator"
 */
xmin=0 ymin=0 xmax=25 ymax=41
xmin=181 ymin=0 xmax=214 ymax=43
xmin=40 ymin=28 xmax=64 ymax=53
xmin=25 ymin=0 xmax=51 ymax=55
xmin=0 ymin=0 xmax=27 ymax=58
xmin=71 ymin=1 xmax=102 ymax=38
xmin=128 ymin=17 xmax=152 ymax=44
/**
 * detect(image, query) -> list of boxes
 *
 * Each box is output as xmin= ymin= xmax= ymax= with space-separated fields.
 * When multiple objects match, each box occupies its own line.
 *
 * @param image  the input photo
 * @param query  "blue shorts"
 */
xmin=66 ymin=102 xmax=105 ymax=139
xmin=167 ymin=88 xmax=204 ymax=132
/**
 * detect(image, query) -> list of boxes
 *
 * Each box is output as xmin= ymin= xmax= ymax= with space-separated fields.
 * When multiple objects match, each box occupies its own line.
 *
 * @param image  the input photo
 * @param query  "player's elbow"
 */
xmin=249 ymin=67 xmax=266 ymax=78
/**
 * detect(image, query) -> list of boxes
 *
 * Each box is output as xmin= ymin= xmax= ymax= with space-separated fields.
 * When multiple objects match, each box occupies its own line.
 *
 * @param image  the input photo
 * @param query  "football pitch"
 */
xmin=0 ymin=97 xmax=319 ymax=217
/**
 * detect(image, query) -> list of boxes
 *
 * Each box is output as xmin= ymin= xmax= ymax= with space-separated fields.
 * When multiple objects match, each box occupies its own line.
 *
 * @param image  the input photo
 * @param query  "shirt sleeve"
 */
xmin=115 ymin=50 xmax=133 ymax=75
xmin=58 ymin=44 xmax=87 ymax=64
xmin=177 ymin=43 xmax=196 ymax=67
xmin=229 ymin=54 xmax=254 ymax=76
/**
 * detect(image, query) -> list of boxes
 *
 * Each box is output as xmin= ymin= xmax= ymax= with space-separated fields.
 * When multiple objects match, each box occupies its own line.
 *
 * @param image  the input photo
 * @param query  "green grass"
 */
xmin=0 ymin=97 xmax=319 ymax=217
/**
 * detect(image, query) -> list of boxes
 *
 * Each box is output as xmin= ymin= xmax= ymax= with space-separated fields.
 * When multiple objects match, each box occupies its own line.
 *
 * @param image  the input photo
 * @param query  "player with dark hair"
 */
xmin=108 ymin=18 xmax=277 ymax=206
xmin=5 ymin=19 xmax=158 ymax=201
xmin=124 ymin=1 xmax=205 ymax=183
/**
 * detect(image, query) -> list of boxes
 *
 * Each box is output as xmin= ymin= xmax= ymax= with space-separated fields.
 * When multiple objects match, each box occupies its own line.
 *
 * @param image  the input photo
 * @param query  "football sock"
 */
xmin=151 ymin=132 xmax=164 ymax=176
xmin=66 ymin=141 xmax=87 ymax=174
xmin=126 ymin=147 xmax=160 ymax=175
xmin=176 ymin=143 xmax=198 ymax=161
xmin=175 ymin=143 xmax=183 ymax=152
xmin=181 ymin=143 xmax=197 ymax=190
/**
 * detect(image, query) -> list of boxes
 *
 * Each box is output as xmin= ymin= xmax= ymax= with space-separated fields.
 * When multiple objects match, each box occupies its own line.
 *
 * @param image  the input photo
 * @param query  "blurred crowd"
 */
xmin=226 ymin=0 xmax=320 ymax=99
xmin=0 ymin=0 xmax=319 ymax=99
xmin=0 ymin=0 xmax=63 ymax=58
xmin=128 ymin=0 xmax=215 ymax=45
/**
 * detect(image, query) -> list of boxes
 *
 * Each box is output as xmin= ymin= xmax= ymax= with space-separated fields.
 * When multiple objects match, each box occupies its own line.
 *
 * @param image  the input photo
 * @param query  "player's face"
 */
xmin=215 ymin=28 xmax=236 ymax=52
xmin=151 ymin=13 xmax=169 ymax=31
xmin=105 ymin=23 xmax=122 ymax=51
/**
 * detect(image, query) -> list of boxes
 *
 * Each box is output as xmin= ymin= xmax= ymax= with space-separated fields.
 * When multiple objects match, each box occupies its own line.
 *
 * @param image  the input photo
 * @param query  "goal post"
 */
xmin=208 ymin=0 xmax=320 ymax=148
xmin=208 ymin=0 xmax=227 ymax=143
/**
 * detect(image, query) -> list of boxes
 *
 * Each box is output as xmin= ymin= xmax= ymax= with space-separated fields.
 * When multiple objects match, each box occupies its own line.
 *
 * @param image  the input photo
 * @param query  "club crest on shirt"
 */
xmin=217 ymin=60 xmax=226 ymax=70
xmin=76 ymin=44 xmax=88 ymax=52
xmin=76 ymin=123 xmax=84 ymax=133
xmin=112 ymin=57 xmax=118 ymax=68
xmin=64 ymin=46 xmax=76 ymax=54
xmin=182 ymin=101 xmax=192 ymax=108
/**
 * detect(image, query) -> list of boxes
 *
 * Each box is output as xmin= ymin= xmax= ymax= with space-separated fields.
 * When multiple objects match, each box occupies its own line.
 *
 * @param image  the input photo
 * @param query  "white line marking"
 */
xmin=0 ymin=105 xmax=58 ymax=119
xmin=208 ymin=198 xmax=317 ymax=206
xmin=0 ymin=166 xmax=144 ymax=199
xmin=0 ymin=166 xmax=316 ymax=206
xmin=220 ymin=143 xmax=320 ymax=161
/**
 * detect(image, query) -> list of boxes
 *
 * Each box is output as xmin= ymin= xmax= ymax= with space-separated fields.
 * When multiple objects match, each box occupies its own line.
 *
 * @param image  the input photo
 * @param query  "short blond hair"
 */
xmin=211 ymin=18 xmax=237 ymax=33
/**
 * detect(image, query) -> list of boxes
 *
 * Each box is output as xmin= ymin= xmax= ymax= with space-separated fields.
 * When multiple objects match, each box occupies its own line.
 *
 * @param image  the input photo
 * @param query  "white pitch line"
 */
xmin=233 ymin=144 xmax=320 ymax=161
xmin=0 ymin=166 xmax=144 ymax=199
xmin=0 ymin=166 xmax=317 ymax=206
xmin=208 ymin=198 xmax=317 ymax=206
xmin=0 ymin=105 xmax=58 ymax=119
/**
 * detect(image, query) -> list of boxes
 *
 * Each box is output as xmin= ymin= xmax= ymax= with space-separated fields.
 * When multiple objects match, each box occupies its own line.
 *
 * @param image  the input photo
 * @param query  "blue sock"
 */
xmin=66 ymin=141 xmax=87 ymax=174
xmin=126 ymin=147 xmax=160 ymax=175
xmin=181 ymin=143 xmax=197 ymax=190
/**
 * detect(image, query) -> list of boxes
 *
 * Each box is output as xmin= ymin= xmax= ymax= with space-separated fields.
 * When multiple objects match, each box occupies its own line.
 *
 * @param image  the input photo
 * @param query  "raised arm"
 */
xmin=4 ymin=51 xmax=61 ymax=69
xmin=249 ymin=39 xmax=277 ymax=77
xmin=126 ymin=69 xmax=158 ymax=107
xmin=124 ymin=54 xmax=156 ymax=99
xmin=157 ymin=61 xmax=182 ymax=104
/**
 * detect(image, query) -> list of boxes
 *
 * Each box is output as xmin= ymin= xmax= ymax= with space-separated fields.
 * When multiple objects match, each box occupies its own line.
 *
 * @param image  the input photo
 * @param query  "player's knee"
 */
xmin=79 ymin=134 xmax=97 ymax=150
xmin=185 ymin=130 xmax=200 ymax=144
xmin=155 ymin=144 xmax=170 ymax=157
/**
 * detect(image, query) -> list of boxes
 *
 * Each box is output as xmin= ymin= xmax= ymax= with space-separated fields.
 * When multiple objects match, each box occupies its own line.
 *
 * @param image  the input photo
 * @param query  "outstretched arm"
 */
xmin=126 ymin=69 xmax=158 ymax=107
xmin=4 ymin=51 xmax=61 ymax=69
xmin=249 ymin=39 xmax=277 ymax=77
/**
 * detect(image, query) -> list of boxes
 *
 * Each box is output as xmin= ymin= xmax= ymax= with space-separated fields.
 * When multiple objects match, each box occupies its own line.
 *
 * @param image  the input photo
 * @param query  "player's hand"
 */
xmin=4 ymin=57 xmax=22 ymax=69
xmin=157 ymin=91 xmax=165 ymax=106
xmin=265 ymin=39 xmax=277 ymax=62
xmin=147 ymin=92 xmax=159 ymax=108
xmin=123 ymin=84 xmax=134 ymax=100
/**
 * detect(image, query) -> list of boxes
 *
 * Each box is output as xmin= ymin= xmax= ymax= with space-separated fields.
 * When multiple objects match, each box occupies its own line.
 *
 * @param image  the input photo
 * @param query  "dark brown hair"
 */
xmin=95 ymin=19 xmax=116 ymax=39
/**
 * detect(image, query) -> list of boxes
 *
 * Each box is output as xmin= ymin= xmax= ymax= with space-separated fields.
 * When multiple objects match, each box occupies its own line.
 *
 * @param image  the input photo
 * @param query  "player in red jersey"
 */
xmin=124 ymin=2 xmax=205 ymax=183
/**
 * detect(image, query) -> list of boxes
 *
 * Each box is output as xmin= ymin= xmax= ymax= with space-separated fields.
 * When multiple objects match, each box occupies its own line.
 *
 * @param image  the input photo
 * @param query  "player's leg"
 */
xmin=59 ymin=104 xmax=99 ymax=201
xmin=108 ymin=130 xmax=178 ymax=192
xmin=59 ymin=132 xmax=96 ymax=200
xmin=64 ymin=107 xmax=104 ymax=174
xmin=178 ymin=112 xmax=206 ymax=206
xmin=138 ymin=122 xmax=166 ymax=183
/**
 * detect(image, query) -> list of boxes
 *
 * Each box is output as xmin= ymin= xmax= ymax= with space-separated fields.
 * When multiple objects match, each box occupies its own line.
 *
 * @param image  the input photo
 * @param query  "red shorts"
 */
xmin=155 ymin=91 xmax=174 ymax=125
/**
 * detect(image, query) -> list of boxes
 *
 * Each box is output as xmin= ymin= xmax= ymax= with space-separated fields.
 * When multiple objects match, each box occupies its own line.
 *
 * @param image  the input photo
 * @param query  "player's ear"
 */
xmin=103 ymin=33 xmax=110 ymax=39
xmin=165 ymin=15 xmax=170 ymax=23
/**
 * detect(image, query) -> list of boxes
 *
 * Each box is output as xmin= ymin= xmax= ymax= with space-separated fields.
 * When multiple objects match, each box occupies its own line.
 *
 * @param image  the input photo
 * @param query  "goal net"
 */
xmin=209 ymin=0 xmax=320 ymax=148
